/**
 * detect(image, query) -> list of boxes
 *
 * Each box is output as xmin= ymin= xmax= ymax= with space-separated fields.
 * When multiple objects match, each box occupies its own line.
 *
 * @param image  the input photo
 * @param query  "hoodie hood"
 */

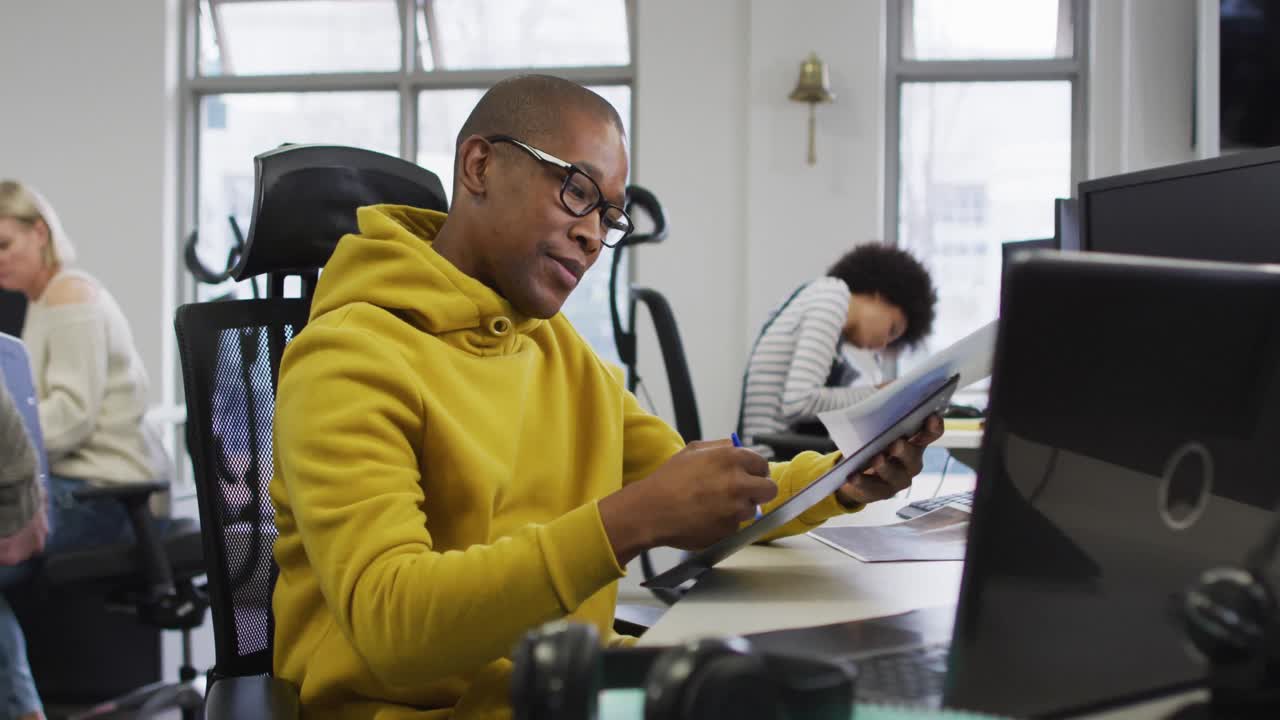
xmin=309 ymin=204 xmax=543 ymax=355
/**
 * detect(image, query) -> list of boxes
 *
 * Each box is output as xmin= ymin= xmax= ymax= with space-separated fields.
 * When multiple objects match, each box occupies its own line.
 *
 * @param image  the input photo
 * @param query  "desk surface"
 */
xmin=638 ymin=479 xmax=1201 ymax=719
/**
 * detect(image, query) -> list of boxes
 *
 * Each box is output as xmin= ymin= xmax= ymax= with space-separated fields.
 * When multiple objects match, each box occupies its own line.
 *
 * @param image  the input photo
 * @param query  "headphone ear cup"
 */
xmin=1183 ymin=567 xmax=1275 ymax=665
xmin=644 ymin=637 xmax=773 ymax=720
xmin=511 ymin=621 xmax=603 ymax=720
xmin=680 ymin=654 xmax=778 ymax=720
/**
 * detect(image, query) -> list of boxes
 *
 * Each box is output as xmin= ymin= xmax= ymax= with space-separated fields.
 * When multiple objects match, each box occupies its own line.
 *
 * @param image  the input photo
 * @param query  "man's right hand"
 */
xmin=598 ymin=441 xmax=778 ymax=566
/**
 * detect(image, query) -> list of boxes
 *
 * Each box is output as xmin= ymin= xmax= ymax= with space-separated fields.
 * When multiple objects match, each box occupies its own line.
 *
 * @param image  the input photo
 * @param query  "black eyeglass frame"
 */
xmin=485 ymin=134 xmax=634 ymax=248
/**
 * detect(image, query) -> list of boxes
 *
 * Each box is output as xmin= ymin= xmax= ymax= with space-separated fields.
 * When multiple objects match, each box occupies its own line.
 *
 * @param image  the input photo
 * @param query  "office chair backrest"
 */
xmin=0 ymin=291 xmax=26 ymax=337
xmin=176 ymin=300 xmax=308 ymax=679
xmin=610 ymin=186 xmax=702 ymax=444
xmin=229 ymin=144 xmax=447 ymax=287
xmin=177 ymin=144 xmax=448 ymax=680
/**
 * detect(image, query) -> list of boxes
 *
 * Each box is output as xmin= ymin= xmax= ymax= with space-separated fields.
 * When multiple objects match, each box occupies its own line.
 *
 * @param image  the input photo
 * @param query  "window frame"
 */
xmin=178 ymin=0 xmax=636 ymax=255
xmin=174 ymin=0 xmax=637 ymax=331
xmin=883 ymin=0 xmax=1089 ymax=250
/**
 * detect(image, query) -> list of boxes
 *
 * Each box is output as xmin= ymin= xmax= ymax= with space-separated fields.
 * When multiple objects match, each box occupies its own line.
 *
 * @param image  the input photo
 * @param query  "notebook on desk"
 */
xmin=740 ymin=252 xmax=1280 ymax=717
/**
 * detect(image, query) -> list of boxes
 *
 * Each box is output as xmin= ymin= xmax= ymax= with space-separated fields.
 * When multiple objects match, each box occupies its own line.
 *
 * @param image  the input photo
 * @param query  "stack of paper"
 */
xmin=817 ymin=321 xmax=998 ymax=456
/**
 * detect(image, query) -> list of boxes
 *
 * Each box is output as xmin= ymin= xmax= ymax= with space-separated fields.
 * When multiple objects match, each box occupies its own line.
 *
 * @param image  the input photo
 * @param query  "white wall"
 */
xmin=633 ymin=0 xmax=885 ymax=437
xmin=1089 ymin=0 xmax=1198 ymax=178
xmin=0 ymin=0 xmax=179 ymax=399
xmin=0 ymin=0 xmax=194 ymax=684
xmin=635 ymin=0 xmax=1205 ymax=439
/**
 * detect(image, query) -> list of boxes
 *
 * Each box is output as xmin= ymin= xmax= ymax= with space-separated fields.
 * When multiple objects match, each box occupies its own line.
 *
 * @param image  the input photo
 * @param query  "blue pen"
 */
xmin=731 ymin=432 xmax=765 ymax=521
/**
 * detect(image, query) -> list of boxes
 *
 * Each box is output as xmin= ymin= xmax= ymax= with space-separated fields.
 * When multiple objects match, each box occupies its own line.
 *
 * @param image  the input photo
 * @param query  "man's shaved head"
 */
xmin=434 ymin=73 xmax=630 ymax=320
xmin=456 ymin=74 xmax=626 ymax=153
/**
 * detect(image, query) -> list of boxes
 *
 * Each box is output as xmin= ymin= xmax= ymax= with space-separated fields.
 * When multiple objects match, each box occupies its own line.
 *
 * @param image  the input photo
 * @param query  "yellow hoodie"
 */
xmin=270 ymin=205 xmax=856 ymax=719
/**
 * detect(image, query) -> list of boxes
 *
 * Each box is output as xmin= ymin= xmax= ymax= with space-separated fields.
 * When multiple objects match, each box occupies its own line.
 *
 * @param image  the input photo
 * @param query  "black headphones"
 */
xmin=1181 ymin=514 xmax=1280 ymax=701
xmin=511 ymin=621 xmax=855 ymax=720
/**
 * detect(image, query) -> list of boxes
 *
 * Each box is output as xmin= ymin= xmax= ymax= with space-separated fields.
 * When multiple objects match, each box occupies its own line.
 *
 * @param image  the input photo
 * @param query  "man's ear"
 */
xmin=455 ymin=135 xmax=493 ymax=199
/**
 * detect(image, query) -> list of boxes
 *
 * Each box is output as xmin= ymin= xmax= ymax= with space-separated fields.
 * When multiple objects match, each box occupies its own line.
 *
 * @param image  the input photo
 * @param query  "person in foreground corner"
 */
xmin=270 ymin=74 xmax=943 ymax=719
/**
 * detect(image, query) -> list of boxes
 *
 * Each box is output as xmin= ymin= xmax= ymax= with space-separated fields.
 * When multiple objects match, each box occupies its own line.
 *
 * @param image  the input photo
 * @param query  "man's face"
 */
xmin=482 ymin=112 xmax=628 ymax=319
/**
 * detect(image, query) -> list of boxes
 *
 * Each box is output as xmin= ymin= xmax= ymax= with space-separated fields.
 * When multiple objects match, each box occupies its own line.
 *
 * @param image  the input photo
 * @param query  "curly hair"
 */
xmin=827 ymin=243 xmax=937 ymax=349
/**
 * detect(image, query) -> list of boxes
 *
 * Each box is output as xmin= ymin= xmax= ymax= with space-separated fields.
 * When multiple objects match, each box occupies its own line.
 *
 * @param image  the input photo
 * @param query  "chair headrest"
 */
xmin=621 ymin=185 xmax=668 ymax=247
xmin=231 ymin=144 xmax=448 ymax=281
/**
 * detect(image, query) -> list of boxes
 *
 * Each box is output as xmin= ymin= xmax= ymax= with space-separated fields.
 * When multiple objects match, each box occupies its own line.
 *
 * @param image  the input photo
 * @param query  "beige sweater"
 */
xmin=21 ymin=270 xmax=170 ymax=486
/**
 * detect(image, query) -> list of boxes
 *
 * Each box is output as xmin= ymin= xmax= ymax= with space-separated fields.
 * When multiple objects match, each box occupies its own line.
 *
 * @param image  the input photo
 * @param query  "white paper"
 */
xmin=816 ymin=321 xmax=998 ymax=457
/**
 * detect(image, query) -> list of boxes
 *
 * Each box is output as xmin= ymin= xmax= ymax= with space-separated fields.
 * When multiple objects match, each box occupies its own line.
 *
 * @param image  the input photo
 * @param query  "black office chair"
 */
xmin=0 ymin=289 xmax=26 ymax=337
xmin=752 ymin=431 xmax=837 ymax=461
xmin=31 ymin=485 xmax=209 ymax=720
xmin=609 ymin=186 xmax=700 ymax=446
xmin=175 ymin=144 xmax=448 ymax=719
xmin=608 ymin=186 xmax=701 ymax=615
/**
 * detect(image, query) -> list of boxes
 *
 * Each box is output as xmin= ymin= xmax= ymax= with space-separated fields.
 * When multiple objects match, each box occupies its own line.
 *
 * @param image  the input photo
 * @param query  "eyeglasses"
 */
xmin=486 ymin=134 xmax=634 ymax=248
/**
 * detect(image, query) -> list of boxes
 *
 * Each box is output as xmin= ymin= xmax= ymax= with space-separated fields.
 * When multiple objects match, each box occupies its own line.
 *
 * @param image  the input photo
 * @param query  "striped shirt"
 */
xmin=740 ymin=277 xmax=876 ymax=456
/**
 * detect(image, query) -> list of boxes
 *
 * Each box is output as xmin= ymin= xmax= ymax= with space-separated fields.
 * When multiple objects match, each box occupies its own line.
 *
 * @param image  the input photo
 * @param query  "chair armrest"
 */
xmin=205 ymin=675 xmax=300 ymax=720
xmin=72 ymin=481 xmax=175 ymax=596
xmin=753 ymin=432 xmax=837 ymax=454
xmin=71 ymin=481 xmax=169 ymax=503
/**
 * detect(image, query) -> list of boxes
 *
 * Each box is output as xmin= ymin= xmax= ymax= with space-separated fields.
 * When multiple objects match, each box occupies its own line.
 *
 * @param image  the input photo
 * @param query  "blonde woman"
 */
xmin=0 ymin=181 xmax=170 ymax=720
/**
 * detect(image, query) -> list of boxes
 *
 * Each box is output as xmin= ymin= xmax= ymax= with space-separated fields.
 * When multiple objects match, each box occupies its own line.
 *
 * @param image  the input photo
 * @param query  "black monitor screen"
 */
xmin=1055 ymin=197 xmax=1079 ymax=250
xmin=1222 ymin=0 xmax=1280 ymax=149
xmin=1081 ymin=150 xmax=1280 ymax=263
xmin=0 ymin=291 xmax=25 ymax=337
xmin=1001 ymin=238 xmax=1056 ymax=271
xmin=949 ymin=254 xmax=1280 ymax=716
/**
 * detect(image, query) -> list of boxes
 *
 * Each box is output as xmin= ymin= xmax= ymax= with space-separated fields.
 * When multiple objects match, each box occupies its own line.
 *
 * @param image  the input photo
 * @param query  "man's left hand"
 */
xmin=835 ymin=414 xmax=945 ymax=507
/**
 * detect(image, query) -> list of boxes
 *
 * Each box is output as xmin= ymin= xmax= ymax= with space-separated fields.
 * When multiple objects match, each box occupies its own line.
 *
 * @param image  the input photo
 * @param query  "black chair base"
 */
xmin=205 ymin=675 xmax=300 ymax=720
xmin=65 ymin=676 xmax=205 ymax=720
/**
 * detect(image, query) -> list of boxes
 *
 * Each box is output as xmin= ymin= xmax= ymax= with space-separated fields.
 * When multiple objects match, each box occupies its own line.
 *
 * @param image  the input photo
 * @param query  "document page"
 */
xmin=810 ymin=505 xmax=970 ymax=562
xmin=817 ymin=321 xmax=997 ymax=456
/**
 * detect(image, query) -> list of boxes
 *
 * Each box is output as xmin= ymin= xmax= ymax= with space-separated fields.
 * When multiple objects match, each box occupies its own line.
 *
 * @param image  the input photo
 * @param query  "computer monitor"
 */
xmin=1078 ymin=145 xmax=1280 ymax=262
xmin=0 ymin=290 xmax=25 ymax=337
xmin=950 ymin=252 xmax=1280 ymax=715
xmin=1054 ymin=197 xmax=1079 ymax=251
xmin=1001 ymin=238 xmax=1056 ymax=271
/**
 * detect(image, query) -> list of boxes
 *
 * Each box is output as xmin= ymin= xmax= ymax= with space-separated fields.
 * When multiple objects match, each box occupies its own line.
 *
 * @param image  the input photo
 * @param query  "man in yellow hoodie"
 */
xmin=270 ymin=74 xmax=942 ymax=719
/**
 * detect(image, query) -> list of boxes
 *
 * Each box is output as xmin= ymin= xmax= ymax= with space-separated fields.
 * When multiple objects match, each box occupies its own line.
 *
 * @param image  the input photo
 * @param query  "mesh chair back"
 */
xmin=176 ymin=144 xmax=446 ymax=681
xmin=175 ymin=299 xmax=309 ymax=679
xmin=230 ymin=144 xmax=447 ymax=281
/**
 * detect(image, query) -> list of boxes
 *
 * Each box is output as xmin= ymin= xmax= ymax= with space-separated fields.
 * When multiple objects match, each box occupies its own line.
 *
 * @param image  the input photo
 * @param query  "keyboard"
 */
xmin=854 ymin=642 xmax=949 ymax=706
xmin=896 ymin=491 xmax=974 ymax=520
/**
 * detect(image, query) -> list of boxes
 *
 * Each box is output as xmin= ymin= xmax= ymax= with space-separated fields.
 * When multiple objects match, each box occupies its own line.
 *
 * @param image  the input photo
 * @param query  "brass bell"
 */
xmin=789 ymin=52 xmax=835 ymax=165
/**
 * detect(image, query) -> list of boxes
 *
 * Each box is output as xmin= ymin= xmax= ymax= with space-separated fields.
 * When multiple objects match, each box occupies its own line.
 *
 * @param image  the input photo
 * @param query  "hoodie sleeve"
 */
xmin=752 ymin=451 xmax=863 ymax=541
xmin=619 ymin=386 xmax=686 ymax=486
xmin=613 ymin=378 xmax=859 ymax=538
xmin=273 ymin=314 xmax=624 ymax=687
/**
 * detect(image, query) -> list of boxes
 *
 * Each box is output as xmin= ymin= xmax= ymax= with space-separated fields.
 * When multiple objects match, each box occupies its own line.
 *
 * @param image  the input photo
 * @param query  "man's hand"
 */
xmin=835 ymin=414 xmax=944 ymax=507
xmin=598 ymin=440 xmax=777 ymax=565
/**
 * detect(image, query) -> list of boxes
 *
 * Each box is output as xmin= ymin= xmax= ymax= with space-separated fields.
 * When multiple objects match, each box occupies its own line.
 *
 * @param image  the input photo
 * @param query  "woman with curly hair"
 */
xmin=739 ymin=243 xmax=938 ymax=456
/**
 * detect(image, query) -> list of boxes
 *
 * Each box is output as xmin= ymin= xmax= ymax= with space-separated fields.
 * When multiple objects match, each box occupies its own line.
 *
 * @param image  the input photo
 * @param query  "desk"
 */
xmin=756 ymin=425 xmax=981 ymax=452
xmin=638 ymin=485 xmax=1203 ymax=719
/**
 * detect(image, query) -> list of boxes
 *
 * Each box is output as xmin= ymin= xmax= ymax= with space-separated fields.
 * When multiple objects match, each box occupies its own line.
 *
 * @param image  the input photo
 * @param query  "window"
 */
xmin=887 ymin=0 xmax=1086 ymax=368
xmin=181 ymin=0 xmax=634 ymax=366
